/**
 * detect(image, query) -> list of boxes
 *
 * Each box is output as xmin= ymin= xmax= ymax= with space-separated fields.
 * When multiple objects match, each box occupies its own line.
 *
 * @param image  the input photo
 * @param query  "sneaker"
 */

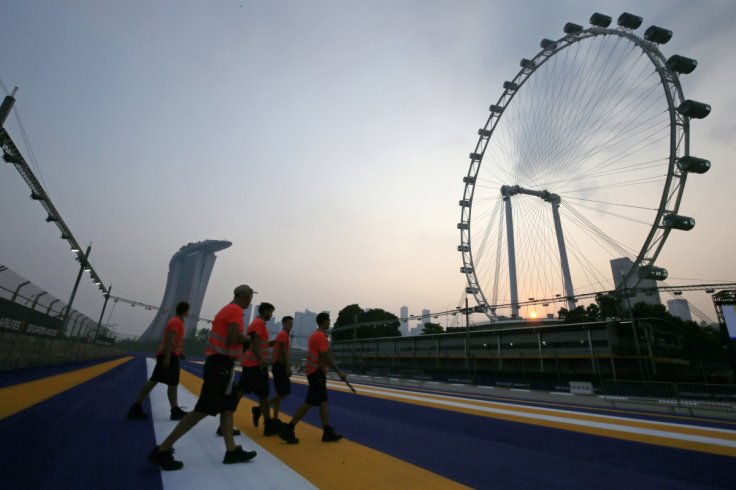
xmin=251 ymin=406 xmax=262 ymax=427
xmin=279 ymin=424 xmax=300 ymax=444
xmin=127 ymin=403 xmax=149 ymax=420
xmin=322 ymin=426 xmax=343 ymax=442
xmin=170 ymin=407 xmax=188 ymax=421
xmin=223 ymin=445 xmax=257 ymax=464
xmin=264 ymin=418 xmax=280 ymax=436
xmin=216 ymin=426 xmax=241 ymax=436
xmin=147 ymin=446 xmax=183 ymax=471
xmin=273 ymin=418 xmax=287 ymax=428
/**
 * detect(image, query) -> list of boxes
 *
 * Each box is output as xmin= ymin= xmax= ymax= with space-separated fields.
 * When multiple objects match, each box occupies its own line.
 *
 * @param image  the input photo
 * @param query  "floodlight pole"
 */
xmin=62 ymin=245 xmax=91 ymax=333
xmin=94 ymin=284 xmax=112 ymax=343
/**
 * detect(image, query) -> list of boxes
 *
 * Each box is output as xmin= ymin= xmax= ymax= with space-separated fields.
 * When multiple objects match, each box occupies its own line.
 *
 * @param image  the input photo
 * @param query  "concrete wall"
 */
xmin=0 ymin=330 xmax=125 ymax=371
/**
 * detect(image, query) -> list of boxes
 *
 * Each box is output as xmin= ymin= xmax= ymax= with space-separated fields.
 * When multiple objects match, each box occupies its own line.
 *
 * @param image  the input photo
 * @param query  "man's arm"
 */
xmin=227 ymin=323 xmax=250 ymax=347
xmin=319 ymin=350 xmax=346 ymax=380
xmin=277 ymin=342 xmax=288 ymax=366
xmin=250 ymin=334 xmax=268 ymax=368
xmin=162 ymin=330 xmax=175 ymax=367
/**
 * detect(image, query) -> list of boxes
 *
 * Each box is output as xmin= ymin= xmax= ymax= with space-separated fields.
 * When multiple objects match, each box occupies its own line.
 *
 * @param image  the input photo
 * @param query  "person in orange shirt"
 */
xmin=147 ymin=285 xmax=257 ymax=471
xmin=279 ymin=312 xmax=347 ymax=444
xmin=127 ymin=301 xmax=190 ymax=421
xmin=237 ymin=302 xmax=279 ymax=436
xmin=269 ymin=315 xmax=294 ymax=423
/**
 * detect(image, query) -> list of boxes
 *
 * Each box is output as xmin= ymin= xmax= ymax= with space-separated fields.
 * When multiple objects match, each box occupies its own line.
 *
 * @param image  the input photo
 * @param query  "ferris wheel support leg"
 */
xmin=551 ymin=197 xmax=576 ymax=311
xmin=503 ymin=191 xmax=520 ymax=318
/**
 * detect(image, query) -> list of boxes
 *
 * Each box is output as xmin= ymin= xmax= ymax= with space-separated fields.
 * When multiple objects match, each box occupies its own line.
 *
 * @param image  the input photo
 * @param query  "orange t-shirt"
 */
xmin=242 ymin=317 xmax=269 ymax=367
xmin=306 ymin=329 xmax=329 ymax=375
xmin=272 ymin=329 xmax=290 ymax=364
xmin=156 ymin=316 xmax=185 ymax=356
xmin=206 ymin=303 xmax=244 ymax=359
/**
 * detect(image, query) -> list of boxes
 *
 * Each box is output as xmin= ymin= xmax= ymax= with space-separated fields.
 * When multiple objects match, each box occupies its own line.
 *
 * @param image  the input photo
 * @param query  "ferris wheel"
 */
xmin=458 ymin=12 xmax=711 ymax=321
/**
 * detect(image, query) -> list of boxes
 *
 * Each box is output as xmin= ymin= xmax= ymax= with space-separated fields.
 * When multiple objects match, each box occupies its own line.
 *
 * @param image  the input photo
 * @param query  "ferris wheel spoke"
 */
xmin=460 ymin=13 xmax=708 ymax=320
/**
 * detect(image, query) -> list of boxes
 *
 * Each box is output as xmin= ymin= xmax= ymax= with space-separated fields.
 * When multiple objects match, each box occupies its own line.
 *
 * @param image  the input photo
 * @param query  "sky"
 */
xmin=1 ymin=0 xmax=735 ymax=339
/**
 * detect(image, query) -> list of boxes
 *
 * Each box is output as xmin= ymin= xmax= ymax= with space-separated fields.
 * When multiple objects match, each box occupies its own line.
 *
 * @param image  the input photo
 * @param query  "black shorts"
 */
xmin=194 ymin=355 xmax=241 ymax=416
xmin=236 ymin=365 xmax=270 ymax=397
xmin=305 ymin=370 xmax=328 ymax=406
xmin=150 ymin=354 xmax=180 ymax=386
xmin=272 ymin=363 xmax=291 ymax=396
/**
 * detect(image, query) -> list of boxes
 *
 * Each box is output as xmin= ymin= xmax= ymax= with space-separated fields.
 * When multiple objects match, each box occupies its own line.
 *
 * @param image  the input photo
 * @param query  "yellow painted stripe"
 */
xmin=178 ymin=368 xmax=469 ymax=489
xmin=307 ymin=379 xmax=736 ymax=457
xmin=0 ymin=356 xmax=132 ymax=419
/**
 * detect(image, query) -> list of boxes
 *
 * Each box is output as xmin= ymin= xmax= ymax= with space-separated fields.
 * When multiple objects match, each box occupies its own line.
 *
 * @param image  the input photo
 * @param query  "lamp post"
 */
xmin=62 ymin=245 xmax=91 ymax=332
xmin=94 ymin=285 xmax=112 ymax=343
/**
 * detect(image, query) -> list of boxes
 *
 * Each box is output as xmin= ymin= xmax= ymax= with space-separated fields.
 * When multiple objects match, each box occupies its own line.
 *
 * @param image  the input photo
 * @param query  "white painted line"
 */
xmin=550 ymin=392 xmax=575 ymax=396
xmin=426 ymin=382 xmax=439 ymax=385
xmin=389 ymin=378 xmax=399 ymax=381
xmin=511 ymin=389 xmax=531 ymax=392
xmin=317 ymin=380 xmax=736 ymax=448
xmin=146 ymin=359 xmax=316 ymax=489
xmin=478 ymin=386 xmax=495 ymax=390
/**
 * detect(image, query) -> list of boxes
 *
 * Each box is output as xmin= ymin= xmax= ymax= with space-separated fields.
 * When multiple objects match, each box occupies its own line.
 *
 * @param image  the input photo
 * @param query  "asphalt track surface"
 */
xmin=1 ymin=354 xmax=734 ymax=489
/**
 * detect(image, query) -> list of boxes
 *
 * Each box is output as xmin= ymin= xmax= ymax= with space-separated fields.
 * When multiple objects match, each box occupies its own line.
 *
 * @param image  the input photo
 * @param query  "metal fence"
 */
xmin=602 ymin=379 xmax=736 ymax=414
xmin=0 ymin=264 xmax=117 ymax=345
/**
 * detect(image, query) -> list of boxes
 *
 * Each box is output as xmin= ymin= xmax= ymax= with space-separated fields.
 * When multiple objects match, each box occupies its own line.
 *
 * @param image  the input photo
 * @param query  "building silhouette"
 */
xmin=139 ymin=240 xmax=232 ymax=341
xmin=667 ymin=298 xmax=692 ymax=322
xmin=399 ymin=306 xmax=409 ymax=336
xmin=293 ymin=309 xmax=318 ymax=349
xmin=610 ymin=257 xmax=661 ymax=306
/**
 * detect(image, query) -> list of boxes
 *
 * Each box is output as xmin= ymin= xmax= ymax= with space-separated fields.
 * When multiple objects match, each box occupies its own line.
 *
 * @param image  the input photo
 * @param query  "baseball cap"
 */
xmin=233 ymin=284 xmax=257 ymax=297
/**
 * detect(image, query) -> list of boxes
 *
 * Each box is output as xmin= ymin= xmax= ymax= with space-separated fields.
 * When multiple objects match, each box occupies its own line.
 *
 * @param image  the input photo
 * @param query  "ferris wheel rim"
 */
xmin=459 ymin=21 xmax=692 ymax=320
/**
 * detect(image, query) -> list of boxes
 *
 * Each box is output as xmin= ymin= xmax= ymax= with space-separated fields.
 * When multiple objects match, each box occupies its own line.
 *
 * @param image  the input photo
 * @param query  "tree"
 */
xmin=595 ymin=292 xmax=620 ymax=319
xmin=332 ymin=304 xmax=400 ymax=341
xmin=558 ymin=305 xmax=589 ymax=323
xmin=421 ymin=322 xmax=444 ymax=335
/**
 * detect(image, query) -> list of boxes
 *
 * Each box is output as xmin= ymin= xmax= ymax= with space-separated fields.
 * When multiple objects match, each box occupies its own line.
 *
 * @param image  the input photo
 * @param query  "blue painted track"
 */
xmin=1 ymin=355 xmax=734 ymax=489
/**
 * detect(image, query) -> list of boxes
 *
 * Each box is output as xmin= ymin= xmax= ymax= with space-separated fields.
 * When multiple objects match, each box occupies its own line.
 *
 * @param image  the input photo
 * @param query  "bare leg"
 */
xmin=220 ymin=411 xmax=237 ymax=451
xmin=167 ymin=384 xmax=178 ymax=409
xmin=259 ymin=396 xmax=270 ymax=420
xmin=289 ymin=403 xmax=312 ymax=427
xmin=319 ymin=402 xmax=329 ymax=427
xmin=158 ymin=411 xmax=207 ymax=451
xmin=134 ymin=380 xmax=158 ymax=405
xmin=270 ymin=395 xmax=283 ymax=419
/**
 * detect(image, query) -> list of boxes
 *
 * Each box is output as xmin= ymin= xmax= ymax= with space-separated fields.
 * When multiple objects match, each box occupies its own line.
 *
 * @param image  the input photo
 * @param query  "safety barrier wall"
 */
xmin=0 ymin=329 xmax=124 ymax=371
xmin=602 ymin=379 xmax=736 ymax=413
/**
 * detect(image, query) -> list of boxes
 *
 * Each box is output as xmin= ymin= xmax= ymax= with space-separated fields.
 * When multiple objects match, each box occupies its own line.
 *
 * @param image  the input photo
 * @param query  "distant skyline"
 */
xmin=2 ymin=1 xmax=735 ymax=338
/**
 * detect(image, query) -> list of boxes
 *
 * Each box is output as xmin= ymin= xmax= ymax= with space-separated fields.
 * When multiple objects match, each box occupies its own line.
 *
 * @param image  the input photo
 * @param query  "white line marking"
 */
xmin=147 ymin=359 xmax=316 ymax=489
xmin=318 ymin=378 xmax=736 ymax=447
xmin=550 ymin=392 xmax=575 ymax=396
xmin=511 ymin=389 xmax=531 ymax=392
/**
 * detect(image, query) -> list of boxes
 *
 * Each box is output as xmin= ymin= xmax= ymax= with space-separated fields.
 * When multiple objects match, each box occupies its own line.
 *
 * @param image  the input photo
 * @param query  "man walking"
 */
xmin=268 ymin=316 xmax=293 ymax=423
xmin=279 ymin=312 xmax=347 ymax=444
xmin=237 ymin=302 xmax=280 ymax=436
xmin=147 ymin=285 xmax=258 ymax=470
xmin=127 ymin=301 xmax=190 ymax=421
